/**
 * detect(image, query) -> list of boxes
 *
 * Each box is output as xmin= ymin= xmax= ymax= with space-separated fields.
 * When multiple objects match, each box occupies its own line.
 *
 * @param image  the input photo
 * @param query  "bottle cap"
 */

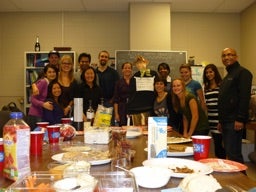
xmin=10 ymin=112 xmax=23 ymax=119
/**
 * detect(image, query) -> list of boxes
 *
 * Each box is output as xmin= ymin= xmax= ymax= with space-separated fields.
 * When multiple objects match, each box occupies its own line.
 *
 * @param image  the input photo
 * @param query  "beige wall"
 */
xmin=0 ymin=4 xmax=255 ymax=111
xmin=171 ymin=13 xmax=240 ymax=67
xmin=241 ymin=2 xmax=256 ymax=85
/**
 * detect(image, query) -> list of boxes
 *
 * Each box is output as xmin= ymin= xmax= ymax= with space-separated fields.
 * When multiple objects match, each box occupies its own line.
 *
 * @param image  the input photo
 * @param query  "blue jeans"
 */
xmin=221 ymin=122 xmax=244 ymax=163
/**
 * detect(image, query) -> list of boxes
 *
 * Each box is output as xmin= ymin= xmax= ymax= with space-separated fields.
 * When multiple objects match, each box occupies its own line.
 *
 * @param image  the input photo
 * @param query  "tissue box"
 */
xmin=84 ymin=127 xmax=111 ymax=144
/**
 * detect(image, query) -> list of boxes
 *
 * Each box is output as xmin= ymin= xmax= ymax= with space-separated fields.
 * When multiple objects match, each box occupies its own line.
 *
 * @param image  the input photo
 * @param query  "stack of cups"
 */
xmin=30 ymin=131 xmax=44 ymax=155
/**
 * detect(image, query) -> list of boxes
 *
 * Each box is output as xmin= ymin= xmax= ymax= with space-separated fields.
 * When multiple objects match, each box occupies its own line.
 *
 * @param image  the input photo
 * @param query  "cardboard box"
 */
xmin=84 ymin=127 xmax=111 ymax=144
xmin=147 ymin=117 xmax=167 ymax=159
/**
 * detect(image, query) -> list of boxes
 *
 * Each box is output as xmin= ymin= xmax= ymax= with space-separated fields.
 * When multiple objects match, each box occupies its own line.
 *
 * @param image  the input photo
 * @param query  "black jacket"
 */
xmin=127 ymin=70 xmax=158 ymax=114
xmin=218 ymin=62 xmax=252 ymax=123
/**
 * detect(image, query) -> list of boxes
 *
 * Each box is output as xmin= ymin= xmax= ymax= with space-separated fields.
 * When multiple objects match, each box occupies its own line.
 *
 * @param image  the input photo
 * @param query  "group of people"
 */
xmin=27 ymin=47 xmax=252 ymax=166
xmin=27 ymin=50 xmax=119 ymax=129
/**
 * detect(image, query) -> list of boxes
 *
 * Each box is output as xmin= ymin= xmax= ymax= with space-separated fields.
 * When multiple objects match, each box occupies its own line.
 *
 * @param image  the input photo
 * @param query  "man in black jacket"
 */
xmin=218 ymin=48 xmax=253 ymax=164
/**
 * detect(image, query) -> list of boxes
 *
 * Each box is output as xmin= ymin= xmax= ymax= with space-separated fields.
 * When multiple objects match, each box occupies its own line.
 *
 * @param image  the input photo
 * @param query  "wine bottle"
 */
xmin=86 ymin=100 xmax=94 ymax=126
xmin=34 ymin=36 xmax=40 ymax=52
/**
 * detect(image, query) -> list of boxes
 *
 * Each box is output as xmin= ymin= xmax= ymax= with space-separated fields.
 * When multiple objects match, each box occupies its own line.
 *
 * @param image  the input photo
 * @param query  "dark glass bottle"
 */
xmin=34 ymin=36 xmax=40 ymax=52
xmin=86 ymin=100 xmax=95 ymax=126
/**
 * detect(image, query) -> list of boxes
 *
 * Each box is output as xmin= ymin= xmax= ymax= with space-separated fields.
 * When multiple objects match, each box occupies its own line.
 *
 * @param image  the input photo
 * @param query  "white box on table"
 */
xmin=84 ymin=127 xmax=111 ymax=144
xmin=147 ymin=117 xmax=167 ymax=159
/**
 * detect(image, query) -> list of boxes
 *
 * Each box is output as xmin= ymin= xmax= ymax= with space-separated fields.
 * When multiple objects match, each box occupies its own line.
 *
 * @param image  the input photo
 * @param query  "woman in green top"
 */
xmin=171 ymin=78 xmax=209 ymax=138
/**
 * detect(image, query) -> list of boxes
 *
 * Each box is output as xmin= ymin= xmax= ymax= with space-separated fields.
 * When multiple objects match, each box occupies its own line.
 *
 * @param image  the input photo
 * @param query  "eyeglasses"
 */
xmin=221 ymin=53 xmax=236 ymax=58
xmin=62 ymin=62 xmax=72 ymax=65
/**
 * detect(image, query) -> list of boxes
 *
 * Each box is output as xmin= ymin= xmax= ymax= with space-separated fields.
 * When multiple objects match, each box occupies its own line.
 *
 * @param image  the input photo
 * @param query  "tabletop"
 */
xmin=1 ymin=130 xmax=256 ymax=191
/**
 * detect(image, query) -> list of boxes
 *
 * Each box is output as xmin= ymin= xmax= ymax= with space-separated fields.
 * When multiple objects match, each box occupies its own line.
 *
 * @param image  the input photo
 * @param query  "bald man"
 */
xmin=218 ymin=48 xmax=253 ymax=164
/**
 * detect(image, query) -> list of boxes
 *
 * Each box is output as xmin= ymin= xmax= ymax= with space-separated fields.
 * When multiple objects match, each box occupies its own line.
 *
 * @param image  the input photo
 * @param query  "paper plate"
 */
xmin=142 ymin=158 xmax=213 ymax=178
xmin=199 ymin=158 xmax=247 ymax=172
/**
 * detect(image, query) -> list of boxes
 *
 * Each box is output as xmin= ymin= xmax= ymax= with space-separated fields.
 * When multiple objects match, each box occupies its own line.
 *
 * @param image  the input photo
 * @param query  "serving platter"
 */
xmin=51 ymin=152 xmax=111 ymax=166
xmin=167 ymin=137 xmax=192 ymax=144
xmin=142 ymin=158 xmax=213 ymax=178
xmin=144 ymin=147 xmax=194 ymax=157
xmin=199 ymin=158 xmax=247 ymax=172
xmin=126 ymin=131 xmax=142 ymax=138
xmin=61 ymin=146 xmax=91 ymax=152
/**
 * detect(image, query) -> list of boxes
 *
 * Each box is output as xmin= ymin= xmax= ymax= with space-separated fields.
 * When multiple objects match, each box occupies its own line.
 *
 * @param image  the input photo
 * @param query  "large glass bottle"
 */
xmin=3 ymin=112 xmax=30 ymax=181
xmin=86 ymin=100 xmax=94 ymax=126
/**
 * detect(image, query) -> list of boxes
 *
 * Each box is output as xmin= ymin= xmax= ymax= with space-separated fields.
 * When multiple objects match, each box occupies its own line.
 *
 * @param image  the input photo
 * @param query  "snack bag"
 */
xmin=93 ymin=104 xmax=113 ymax=127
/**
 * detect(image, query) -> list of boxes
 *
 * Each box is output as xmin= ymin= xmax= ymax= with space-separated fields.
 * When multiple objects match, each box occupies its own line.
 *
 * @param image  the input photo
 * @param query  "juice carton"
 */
xmin=148 ymin=117 xmax=167 ymax=159
xmin=3 ymin=112 xmax=31 ymax=181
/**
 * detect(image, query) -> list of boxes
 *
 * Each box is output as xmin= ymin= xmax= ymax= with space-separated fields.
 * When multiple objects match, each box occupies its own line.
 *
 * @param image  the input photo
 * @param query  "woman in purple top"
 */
xmin=113 ymin=62 xmax=133 ymax=126
xmin=27 ymin=64 xmax=58 ymax=130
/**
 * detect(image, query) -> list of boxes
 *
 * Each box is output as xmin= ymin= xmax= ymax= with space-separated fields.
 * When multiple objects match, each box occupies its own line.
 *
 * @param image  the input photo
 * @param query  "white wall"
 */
xmin=0 ymin=6 xmax=254 ymax=110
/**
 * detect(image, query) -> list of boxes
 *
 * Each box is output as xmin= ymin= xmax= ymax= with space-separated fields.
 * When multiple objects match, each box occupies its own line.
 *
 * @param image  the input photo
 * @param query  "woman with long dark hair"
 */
xmin=203 ymin=64 xmax=226 ymax=158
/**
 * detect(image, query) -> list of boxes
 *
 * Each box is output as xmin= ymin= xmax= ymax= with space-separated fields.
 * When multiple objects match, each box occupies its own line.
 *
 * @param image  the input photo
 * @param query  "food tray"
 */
xmin=7 ymin=171 xmax=98 ymax=192
xmin=7 ymin=171 xmax=138 ymax=192
xmin=91 ymin=171 xmax=138 ymax=192
xmin=7 ymin=171 xmax=63 ymax=191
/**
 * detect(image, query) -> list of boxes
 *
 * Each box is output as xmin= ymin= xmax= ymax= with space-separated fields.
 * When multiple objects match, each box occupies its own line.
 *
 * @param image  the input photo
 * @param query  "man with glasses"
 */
xmin=218 ymin=48 xmax=252 ymax=165
xmin=74 ymin=52 xmax=91 ymax=83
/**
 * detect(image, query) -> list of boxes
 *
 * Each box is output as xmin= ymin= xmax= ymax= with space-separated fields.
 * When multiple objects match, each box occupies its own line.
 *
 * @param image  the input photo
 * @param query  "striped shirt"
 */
xmin=205 ymin=87 xmax=220 ymax=133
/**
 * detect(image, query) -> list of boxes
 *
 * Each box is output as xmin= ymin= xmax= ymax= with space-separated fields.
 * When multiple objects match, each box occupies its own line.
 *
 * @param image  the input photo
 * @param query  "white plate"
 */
xmin=144 ymin=147 xmax=193 ymax=157
xmin=126 ymin=131 xmax=142 ymax=138
xmin=167 ymin=147 xmax=194 ymax=157
xmin=167 ymin=137 xmax=192 ymax=144
xmin=142 ymin=158 xmax=213 ymax=178
xmin=51 ymin=153 xmax=112 ymax=166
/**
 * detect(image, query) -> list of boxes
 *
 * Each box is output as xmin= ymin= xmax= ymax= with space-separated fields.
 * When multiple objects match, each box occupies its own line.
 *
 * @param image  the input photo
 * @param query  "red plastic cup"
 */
xmin=36 ymin=122 xmax=49 ymax=128
xmin=61 ymin=118 xmax=71 ymax=124
xmin=191 ymin=135 xmax=211 ymax=161
xmin=47 ymin=125 xmax=60 ymax=144
xmin=36 ymin=122 xmax=49 ymax=131
xmin=30 ymin=131 xmax=44 ymax=155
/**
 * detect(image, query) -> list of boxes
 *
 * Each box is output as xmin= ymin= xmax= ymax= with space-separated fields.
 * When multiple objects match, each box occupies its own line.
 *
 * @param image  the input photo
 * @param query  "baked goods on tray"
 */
xmin=168 ymin=144 xmax=186 ymax=152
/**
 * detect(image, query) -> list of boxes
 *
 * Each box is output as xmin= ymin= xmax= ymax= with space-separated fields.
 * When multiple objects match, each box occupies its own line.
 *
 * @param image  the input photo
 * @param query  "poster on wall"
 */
xmin=191 ymin=65 xmax=204 ymax=86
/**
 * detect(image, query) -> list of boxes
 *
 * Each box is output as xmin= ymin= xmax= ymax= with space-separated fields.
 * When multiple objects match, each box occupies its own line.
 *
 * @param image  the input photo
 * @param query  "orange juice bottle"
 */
xmin=3 ymin=112 xmax=30 ymax=181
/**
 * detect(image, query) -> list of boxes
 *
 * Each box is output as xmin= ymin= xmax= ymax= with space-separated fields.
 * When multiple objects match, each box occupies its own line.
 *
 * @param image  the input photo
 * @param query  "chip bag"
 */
xmin=93 ymin=104 xmax=113 ymax=127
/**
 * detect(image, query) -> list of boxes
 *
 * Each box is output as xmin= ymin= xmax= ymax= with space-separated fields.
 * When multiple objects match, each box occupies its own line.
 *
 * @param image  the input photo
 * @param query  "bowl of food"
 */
xmin=130 ymin=166 xmax=172 ymax=188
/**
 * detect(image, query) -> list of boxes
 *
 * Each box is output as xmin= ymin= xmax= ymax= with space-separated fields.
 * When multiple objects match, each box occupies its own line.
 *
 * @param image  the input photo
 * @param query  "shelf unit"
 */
xmin=24 ymin=51 xmax=76 ymax=114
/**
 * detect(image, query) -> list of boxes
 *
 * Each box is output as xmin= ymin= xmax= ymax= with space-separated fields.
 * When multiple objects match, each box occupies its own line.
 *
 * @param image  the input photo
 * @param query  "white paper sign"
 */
xmin=135 ymin=77 xmax=154 ymax=91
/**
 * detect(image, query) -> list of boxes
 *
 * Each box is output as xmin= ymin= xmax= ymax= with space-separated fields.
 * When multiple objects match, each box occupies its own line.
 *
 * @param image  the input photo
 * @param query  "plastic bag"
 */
xmin=93 ymin=104 xmax=113 ymax=127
